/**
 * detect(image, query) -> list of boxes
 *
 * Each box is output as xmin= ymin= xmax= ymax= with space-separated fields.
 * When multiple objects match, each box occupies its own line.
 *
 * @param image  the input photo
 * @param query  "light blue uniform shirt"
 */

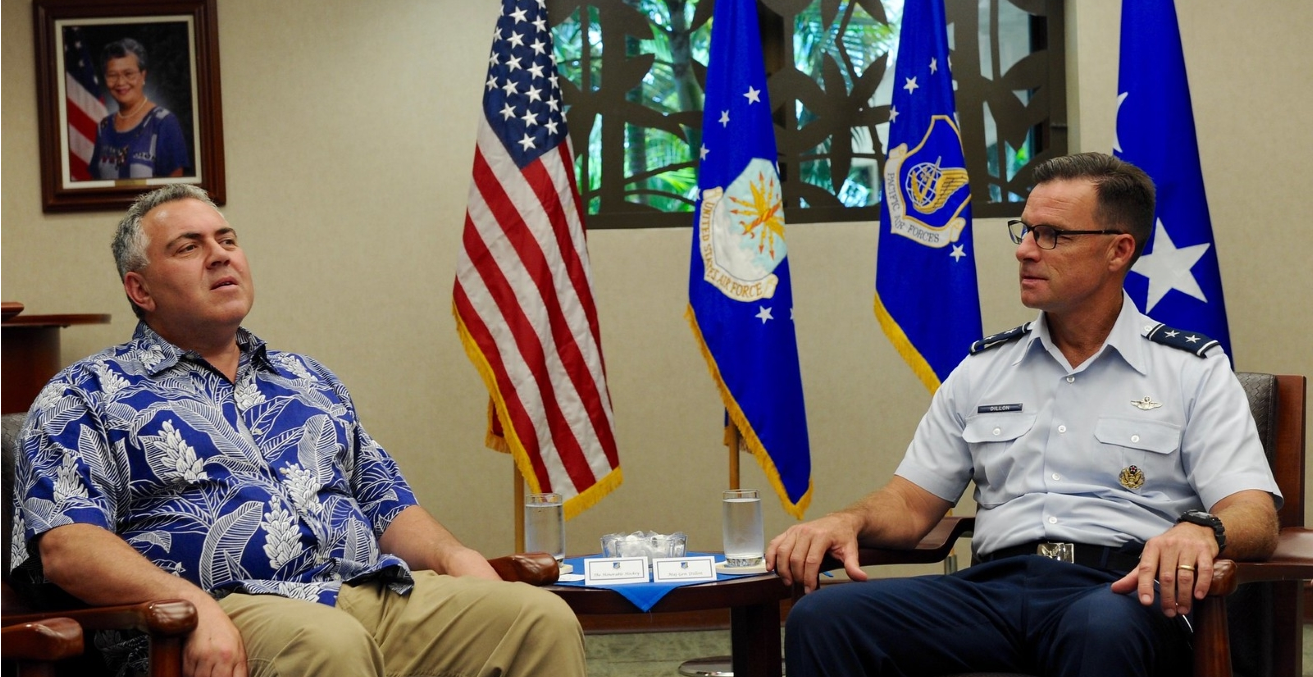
xmin=895 ymin=294 xmax=1282 ymax=557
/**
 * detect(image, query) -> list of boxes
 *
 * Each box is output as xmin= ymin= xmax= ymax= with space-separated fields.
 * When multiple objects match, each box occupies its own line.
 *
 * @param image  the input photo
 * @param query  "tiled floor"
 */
xmin=585 ymin=625 xmax=1313 ymax=676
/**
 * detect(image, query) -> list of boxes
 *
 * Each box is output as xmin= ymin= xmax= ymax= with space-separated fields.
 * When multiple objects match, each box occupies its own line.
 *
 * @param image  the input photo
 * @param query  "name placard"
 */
xmin=583 ymin=557 xmax=649 ymax=585
xmin=652 ymin=556 xmax=717 ymax=583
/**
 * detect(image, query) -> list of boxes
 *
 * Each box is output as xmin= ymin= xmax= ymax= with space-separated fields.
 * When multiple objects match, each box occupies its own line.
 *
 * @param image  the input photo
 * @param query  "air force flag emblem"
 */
xmin=699 ymin=157 xmax=786 ymax=301
xmin=883 ymin=115 xmax=970 ymax=249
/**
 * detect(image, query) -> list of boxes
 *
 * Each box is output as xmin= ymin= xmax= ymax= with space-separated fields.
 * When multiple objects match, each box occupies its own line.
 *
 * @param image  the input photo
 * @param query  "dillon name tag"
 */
xmin=978 ymin=403 xmax=1023 ymax=413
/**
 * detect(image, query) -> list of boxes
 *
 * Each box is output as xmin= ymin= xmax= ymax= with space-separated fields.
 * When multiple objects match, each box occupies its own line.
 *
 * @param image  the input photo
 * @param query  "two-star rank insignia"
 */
xmin=970 ymin=322 xmax=1032 ymax=354
xmin=1131 ymin=396 xmax=1162 ymax=411
xmin=1119 ymin=465 xmax=1145 ymax=490
xmin=1144 ymin=322 xmax=1219 ymax=357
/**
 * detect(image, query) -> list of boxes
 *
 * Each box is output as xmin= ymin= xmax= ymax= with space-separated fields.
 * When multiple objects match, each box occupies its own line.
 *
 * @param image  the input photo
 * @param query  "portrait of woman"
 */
xmin=89 ymin=38 xmax=192 ymax=179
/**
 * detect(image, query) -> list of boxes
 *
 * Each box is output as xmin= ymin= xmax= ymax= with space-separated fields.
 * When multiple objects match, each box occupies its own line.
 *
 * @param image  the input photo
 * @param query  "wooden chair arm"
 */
xmin=489 ymin=552 xmax=560 ymax=585
xmin=1 ymin=616 xmax=83 ymax=661
xmin=1195 ymin=527 xmax=1312 ymax=677
xmin=1207 ymin=527 xmax=1313 ymax=596
xmin=819 ymin=516 xmax=976 ymax=573
xmin=3 ymin=599 xmax=197 ymax=637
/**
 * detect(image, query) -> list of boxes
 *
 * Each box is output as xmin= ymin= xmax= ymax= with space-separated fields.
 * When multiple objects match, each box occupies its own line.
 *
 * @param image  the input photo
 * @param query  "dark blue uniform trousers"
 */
xmin=785 ymin=556 xmax=1191 ymax=677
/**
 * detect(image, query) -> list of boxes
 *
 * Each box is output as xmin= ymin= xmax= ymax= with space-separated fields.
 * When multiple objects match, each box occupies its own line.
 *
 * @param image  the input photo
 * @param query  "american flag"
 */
xmin=454 ymin=0 xmax=621 ymax=519
xmin=63 ymin=27 xmax=107 ymax=182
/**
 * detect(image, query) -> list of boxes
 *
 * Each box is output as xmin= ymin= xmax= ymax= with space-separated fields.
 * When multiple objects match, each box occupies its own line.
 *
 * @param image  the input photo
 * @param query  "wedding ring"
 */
xmin=1177 ymin=564 xmax=1195 ymax=572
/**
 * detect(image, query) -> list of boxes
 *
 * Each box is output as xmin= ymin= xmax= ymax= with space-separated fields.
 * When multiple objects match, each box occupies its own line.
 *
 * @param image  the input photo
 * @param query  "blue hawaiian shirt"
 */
xmin=11 ymin=323 xmax=418 ymax=606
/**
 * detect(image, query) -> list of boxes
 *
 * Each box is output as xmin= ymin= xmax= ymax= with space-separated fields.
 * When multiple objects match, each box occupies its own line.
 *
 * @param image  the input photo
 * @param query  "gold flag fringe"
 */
xmin=874 ymin=292 xmax=942 ymax=394
xmin=685 ymin=305 xmax=813 ymax=520
xmin=453 ymin=301 xmax=622 ymax=519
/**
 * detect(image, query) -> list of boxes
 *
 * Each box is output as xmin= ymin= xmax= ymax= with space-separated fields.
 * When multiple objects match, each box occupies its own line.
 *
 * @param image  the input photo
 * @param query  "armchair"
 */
xmin=3 ymin=411 xmax=200 ymax=677
xmin=818 ymin=372 xmax=1309 ymax=677
xmin=2 ymin=615 xmax=83 ymax=677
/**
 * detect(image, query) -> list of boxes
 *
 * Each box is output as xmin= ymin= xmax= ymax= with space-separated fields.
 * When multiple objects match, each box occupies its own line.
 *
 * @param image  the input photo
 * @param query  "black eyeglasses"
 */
xmin=1007 ymin=220 xmax=1125 ymax=250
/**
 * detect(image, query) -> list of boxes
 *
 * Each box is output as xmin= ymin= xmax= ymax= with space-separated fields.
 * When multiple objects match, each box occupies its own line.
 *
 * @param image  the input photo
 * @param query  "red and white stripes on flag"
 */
xmin=64 ymin=29 xmax=107 ymax=182
xmin=454 ymin=109 xmax=621 ymax=520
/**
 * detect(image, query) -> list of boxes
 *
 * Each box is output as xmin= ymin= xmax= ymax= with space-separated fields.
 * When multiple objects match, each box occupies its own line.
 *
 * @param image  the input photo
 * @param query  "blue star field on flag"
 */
xmin=874 ymin=0 xmax=982 ymax=392
xmin=1115 ymin=0 xmax=1232 ymax=359
xmin=686 ymin=0 xmax=811 ymax=519
xmin=482 ymin=0 xmax=569 ymax=169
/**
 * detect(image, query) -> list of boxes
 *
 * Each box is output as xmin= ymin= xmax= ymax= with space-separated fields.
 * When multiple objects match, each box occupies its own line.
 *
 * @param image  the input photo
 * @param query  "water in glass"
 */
xmin=524 ymin=494 xmax=565 ymax=561
xmin=722 ymin=491 xmax=763 ymax=567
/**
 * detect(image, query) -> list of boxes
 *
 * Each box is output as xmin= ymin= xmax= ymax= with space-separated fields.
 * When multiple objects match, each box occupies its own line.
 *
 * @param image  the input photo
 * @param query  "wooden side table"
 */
xmin=2 ymin=312 xmax=111 ymax=414
xmin=548 ymin=572 xmax=791 ymax=677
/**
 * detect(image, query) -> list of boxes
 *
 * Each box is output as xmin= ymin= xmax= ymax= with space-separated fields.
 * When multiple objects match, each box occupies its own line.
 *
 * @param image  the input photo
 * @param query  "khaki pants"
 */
xmin=218 ymin=570 xmax=584 ymax=677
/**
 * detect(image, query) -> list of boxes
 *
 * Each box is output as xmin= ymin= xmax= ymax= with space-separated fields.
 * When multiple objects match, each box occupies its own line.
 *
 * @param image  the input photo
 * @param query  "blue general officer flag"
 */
xmin=686 ymin=0 xmax=811 ymax=519
xmin=1115 ymin=0 xmax=1232 ymax=359
xmin=874 ymin=0 xmax=981 ymax=392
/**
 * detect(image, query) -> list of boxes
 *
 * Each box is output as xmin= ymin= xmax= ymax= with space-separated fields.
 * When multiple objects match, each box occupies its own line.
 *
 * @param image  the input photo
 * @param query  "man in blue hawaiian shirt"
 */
xmin=11 ymin=184 xmax=585 ymax=677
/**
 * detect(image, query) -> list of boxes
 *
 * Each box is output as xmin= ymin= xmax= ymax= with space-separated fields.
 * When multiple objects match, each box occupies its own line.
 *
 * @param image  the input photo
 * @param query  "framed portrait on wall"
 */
xmin=33 ymin=0 xmax=225 ymax=212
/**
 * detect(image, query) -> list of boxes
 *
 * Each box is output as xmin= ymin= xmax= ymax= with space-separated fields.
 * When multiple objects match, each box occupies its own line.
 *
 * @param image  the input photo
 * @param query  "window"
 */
xmin=549 ymin=0 xmax=1065 ymax=228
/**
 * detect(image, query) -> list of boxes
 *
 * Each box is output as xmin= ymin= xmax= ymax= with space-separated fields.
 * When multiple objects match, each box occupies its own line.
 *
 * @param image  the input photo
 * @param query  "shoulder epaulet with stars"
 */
xmin=1143 ymin=323 xmax=1219 ymax=357
xmin=969 ymin=322 xmax=1032 ymax=355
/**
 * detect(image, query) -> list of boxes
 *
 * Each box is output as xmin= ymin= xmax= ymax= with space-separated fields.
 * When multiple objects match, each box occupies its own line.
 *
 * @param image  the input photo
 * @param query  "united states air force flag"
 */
xmin=686 ymin=0 xmax=811 ymax=519
xmin=874 ymin=0 xmax=981 ymax=392
xmin=1115 ymin=0 xmax=1232 ymax=358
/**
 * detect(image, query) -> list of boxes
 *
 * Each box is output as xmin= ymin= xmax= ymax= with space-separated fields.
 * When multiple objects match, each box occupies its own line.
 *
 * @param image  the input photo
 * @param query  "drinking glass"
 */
xmin=721 ymin=489 xmax=763 ymax=567
xmin=524 ymin=492 xmax=565 ymax=561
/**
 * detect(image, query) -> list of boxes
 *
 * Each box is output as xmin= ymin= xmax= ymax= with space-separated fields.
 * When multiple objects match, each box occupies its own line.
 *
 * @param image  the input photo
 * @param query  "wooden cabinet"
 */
xmin=2 ymin=309 xmax=111 ymax=414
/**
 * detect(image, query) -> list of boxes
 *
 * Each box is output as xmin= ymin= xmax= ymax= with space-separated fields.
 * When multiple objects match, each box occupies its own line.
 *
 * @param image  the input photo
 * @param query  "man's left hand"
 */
xmin=1110 ymin=522 xmax=1219 ymax=617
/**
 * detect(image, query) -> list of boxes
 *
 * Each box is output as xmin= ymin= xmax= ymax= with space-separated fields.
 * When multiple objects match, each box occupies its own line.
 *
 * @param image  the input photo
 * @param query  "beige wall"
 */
xmin=3 ymin=0 xmax=1310 ymax=566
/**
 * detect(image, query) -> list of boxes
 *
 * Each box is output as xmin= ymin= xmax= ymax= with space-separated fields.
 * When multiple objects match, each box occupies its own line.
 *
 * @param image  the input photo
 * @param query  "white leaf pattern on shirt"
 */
xmin=54 ymin=454 xmax=89 ymax=505
xmin=155 ymin=420 xmax=208 ymax=483
xmin=279 ymin=463 xmax=321 ymax=515
xmin=261 ymin=501 xmax=302 ymax=569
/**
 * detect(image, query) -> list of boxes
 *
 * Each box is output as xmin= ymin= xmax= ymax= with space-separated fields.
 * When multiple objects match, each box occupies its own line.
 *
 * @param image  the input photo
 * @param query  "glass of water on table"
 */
xmin=524 ymin=492 xmax=565 ymax=562
xmin=722 ymin=489 xmax=763 ymax=568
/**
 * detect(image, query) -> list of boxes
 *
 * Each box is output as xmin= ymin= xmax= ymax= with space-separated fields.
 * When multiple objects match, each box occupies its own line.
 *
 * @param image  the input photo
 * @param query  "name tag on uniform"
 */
xmin=978 ymin=403 xmax=1023 ymax=413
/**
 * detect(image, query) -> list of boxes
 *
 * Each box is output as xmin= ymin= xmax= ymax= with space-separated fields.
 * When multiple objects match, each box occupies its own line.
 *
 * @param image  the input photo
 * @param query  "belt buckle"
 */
xmin=1037 ymin=542 xmax=1074 ymax=563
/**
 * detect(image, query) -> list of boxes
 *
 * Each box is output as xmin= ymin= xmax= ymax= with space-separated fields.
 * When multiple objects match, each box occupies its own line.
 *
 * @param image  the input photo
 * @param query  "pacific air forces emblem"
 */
xmin=883 ymin=114 xmax=971 ymax=249
xmin=699 ymin=158 xmax=787 ymax=302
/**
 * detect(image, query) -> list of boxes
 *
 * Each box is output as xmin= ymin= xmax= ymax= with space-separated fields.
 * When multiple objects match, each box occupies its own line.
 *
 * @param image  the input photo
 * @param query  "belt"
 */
xmin=979 ymin=541 xmax=1143 ymax=574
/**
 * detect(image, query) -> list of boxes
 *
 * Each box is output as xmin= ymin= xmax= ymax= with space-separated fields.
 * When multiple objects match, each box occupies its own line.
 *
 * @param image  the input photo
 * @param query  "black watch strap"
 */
xmin=1178 ymin=510 xmax=1226 ymax=553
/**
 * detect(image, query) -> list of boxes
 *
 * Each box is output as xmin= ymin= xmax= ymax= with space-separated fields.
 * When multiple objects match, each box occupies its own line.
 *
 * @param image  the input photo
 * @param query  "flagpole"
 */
xmin=514 ymin=469 xmax=525 ymax=552
xmin=728 ymin=422 xmax=741 ymax=491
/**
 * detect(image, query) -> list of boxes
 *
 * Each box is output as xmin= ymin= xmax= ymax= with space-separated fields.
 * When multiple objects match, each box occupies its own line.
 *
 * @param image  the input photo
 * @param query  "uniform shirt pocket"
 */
xmin=963 ymin=412 xmax=1037 ymax=508
xmin=963 ymin=412 xmax=1037 ymax=444
xmin=1093 ymin=417 xmax=1181 ymax=453
xmin=1094 ymin=417 xmax=1183 ymax=493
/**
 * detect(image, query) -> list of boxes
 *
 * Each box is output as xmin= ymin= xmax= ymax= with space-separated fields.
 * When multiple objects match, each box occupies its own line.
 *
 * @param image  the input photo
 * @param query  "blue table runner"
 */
xmin=555 ymin=552 xmax=770 ymax=611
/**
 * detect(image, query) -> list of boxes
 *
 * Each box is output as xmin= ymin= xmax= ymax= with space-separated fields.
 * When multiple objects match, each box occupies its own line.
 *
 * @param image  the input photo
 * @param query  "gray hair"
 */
xmin=1031 ymin=152 xmax=1156 ymax=264
xmin=111 ymin=184 xmax=221 ymax=318
xmin=101 ymin=38 xmax=149 ymax=73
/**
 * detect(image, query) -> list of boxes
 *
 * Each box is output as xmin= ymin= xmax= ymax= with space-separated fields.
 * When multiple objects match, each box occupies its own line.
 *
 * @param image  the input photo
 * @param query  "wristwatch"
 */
xmin=1178 ymin=510 xmax=1227 ymax=553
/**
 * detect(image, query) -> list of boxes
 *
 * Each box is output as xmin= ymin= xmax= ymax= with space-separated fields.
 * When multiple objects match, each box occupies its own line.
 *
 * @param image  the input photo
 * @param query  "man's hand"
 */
xmin=1110 ymin=522 xmax=1218 ymax=617
xmin=766 ymin=512 xmax=866 ymax=594
xmin=184 ymin=598 xmax=248 ymax=677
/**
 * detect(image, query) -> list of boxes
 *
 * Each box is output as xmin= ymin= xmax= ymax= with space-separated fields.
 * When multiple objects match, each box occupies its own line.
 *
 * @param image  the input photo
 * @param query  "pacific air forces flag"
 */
xmin=455 ymin=0 xmax=621 ymax=519
xmin=686 ymin=0 xmax=811 ymax=519
xmin=874 ymin=0 xmax=981 ymax=392
xmin=1116 ymin=0 xmax=1232 ymax=358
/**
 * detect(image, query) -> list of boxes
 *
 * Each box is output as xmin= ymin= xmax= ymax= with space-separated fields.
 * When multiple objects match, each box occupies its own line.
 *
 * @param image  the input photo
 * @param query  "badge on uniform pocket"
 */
xmin=1118 ymin=465 xmax=1145 ymax=490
